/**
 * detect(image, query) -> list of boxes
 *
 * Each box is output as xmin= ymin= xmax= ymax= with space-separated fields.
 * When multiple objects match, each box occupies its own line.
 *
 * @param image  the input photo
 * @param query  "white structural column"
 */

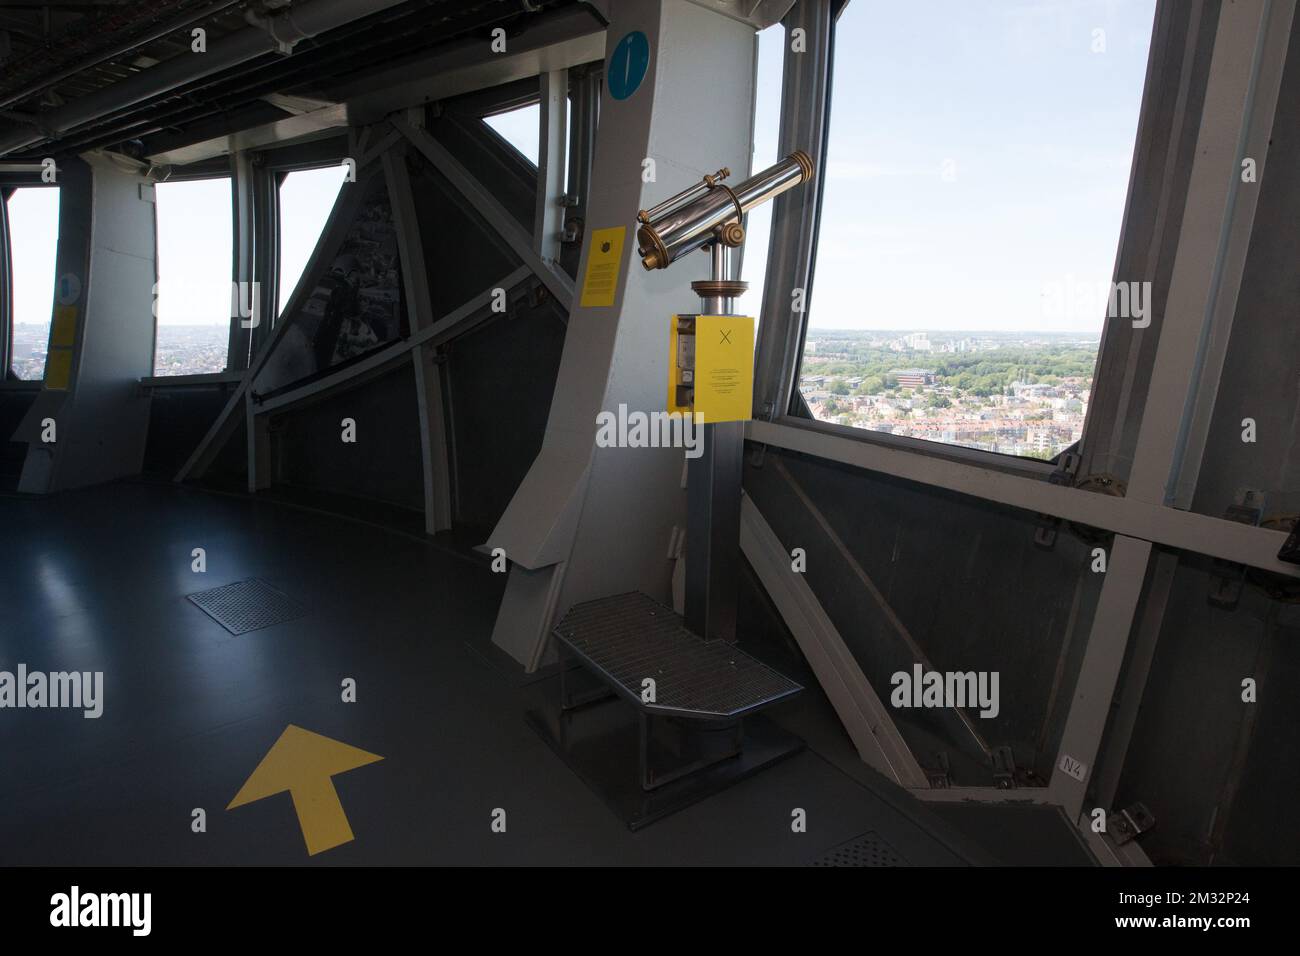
xmin=487 ymin=0 xmax=759 ymax=669
xmin=384 ymin=135 xmax=454 ymax=533
xmin=534 ymin=69 xmax=568 ymax=268
xmin=1047 ymin=0 xmax=1284 ymax=820
xmin=16 ymin=154 xmax=156 ymax=492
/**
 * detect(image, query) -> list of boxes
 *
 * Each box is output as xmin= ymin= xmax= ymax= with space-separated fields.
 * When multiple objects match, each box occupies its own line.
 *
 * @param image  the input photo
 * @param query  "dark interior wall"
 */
xmin=443 ymin=284 xmax=565 ymax=531
xmin=427 ymin=106 xmax=538 ymax=239
xmin=0 ymin=389 xmax=38 ymax=486
xmin=270 ymin=361 xmax=424 ymax=512
xmin=141 ymin=383 xmax=237 ymax=477
xmin=408 ymin=146 xmax=523 ymax=319
xmin=1114 ymin=555 xmax=1300 ymax=865
xmin=743 ymin=446 xmax=1103 ymax=786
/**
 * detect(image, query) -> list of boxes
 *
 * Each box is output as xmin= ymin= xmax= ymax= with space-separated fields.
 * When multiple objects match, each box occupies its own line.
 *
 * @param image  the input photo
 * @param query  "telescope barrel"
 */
xmin=639 ymin=166 xmax=730 ymax=224
xmin=638 ymin=150 xmax=813 ymax=270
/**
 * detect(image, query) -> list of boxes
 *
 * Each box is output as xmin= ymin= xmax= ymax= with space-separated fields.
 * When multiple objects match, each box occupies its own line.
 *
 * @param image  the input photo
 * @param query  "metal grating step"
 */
xmin=810 ymin=832 xmax=906 ymax=867
xmin=554 ymin=592 xmax=802 ymax=718
xmin=187 ymin=578 xmax=305 ymax=635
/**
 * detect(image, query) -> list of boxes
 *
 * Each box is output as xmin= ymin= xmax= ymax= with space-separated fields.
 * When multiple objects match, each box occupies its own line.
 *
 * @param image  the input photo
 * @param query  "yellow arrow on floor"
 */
xmin=228 ymin=725 xmax=383 ymax=856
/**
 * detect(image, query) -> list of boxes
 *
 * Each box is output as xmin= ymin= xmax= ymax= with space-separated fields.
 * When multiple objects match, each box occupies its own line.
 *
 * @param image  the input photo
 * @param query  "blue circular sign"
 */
xmin=608 ymin=31 xmax=650 ymax=101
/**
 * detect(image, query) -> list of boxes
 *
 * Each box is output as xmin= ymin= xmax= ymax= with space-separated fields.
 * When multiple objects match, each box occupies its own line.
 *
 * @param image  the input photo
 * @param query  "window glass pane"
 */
xmin=279 ymin=163 xmax=348 ymax=316
xmin=7 ymin=186 xmax=60 ymax=381
xmin=799 ymin=0 xmax=1156 ymax=460
xmin=153 ymin=177 xmax=232 ymax=376
xmin=484 ymin=103 xmax=540 ymax=165
xmin=740 ymin=23 xmax=785 ymax=322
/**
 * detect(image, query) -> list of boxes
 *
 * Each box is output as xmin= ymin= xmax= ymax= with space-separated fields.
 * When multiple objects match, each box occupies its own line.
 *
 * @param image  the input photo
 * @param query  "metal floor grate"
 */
xmin=554 ymin=592 xmax=802 ymax=718
xmin=187 ymin=578 xmax=305 ymax=635
xmin=810 ymin=832 xmax=906 ymax=867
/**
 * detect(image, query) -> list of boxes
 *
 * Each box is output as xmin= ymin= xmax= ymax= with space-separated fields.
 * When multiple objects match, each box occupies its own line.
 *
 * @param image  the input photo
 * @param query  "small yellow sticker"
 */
xmin=50 ymin=305 xmax=78 ymax=347
xmin=45 ymin=348 xmax=72 ymax=390
xmin=693 ymin=314 xmax=754 ymax=423
xmin=580 ymin=226 xmax=626 ymax=308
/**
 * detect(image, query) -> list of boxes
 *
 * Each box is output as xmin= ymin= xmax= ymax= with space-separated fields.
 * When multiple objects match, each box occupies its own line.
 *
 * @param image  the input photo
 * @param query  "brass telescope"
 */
xmin=636 ymin=149 xmax=814 ymax=271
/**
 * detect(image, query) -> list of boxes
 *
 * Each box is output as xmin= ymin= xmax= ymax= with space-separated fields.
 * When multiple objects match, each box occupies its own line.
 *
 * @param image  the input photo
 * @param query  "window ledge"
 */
xmin=772 ymin=413 xmax=1058 ymax=480
xmin=140 ymin=371 xmax=245 ymax=388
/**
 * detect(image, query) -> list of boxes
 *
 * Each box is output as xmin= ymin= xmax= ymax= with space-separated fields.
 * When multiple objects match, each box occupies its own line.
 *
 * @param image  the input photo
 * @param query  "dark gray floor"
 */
xmin=0 ymin=482 xmax=1069 ymax=865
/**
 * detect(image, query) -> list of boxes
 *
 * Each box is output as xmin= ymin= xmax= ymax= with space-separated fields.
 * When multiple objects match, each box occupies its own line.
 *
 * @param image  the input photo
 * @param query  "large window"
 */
xmin=153 ymin=177 xmax=233 ymax=376
xmin=798 ymin=0 xmax=1156 ymax=460
xmin=278 ymin=163 xmax=348 ymax=316
xmin=6 ymin=186 xmax=60 ymax=381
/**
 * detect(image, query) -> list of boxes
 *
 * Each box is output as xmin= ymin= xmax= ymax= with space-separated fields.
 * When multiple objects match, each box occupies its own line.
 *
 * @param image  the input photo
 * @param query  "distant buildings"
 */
xmin=893 ymin=368 xmax=934 ymax=389
xmin=796 ymin=331 xmax=1096 ymax=460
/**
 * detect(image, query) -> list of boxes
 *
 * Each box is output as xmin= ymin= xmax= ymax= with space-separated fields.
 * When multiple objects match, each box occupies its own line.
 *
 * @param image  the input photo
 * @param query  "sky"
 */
xmin=6 ymin=187 xmax=60 ymax=329
xmin=485 ymin=104 xmax=540 ymax=165
xmin=277 ymin=164 xmax=348 ymax=313
xmin=155 ymin=177 xmax=234 ymax=326
xmin=808 ymin=0 xmax=1157 ymax=333
xmin=8 ymin=165 xmax=346 ymax=349
xmin=8 ymin=0 xmax=1156 ymax=359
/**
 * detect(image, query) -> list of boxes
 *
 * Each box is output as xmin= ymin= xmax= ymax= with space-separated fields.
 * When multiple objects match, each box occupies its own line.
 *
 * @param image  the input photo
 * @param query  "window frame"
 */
xmin=271 ymin=159 xmax=351 ymax=322
xmin=148 ymin=170 xmax=237 ymax=381
xmin=140 ymin=139 xmax=354 ymax=387
xmin=1 ymin=178 xmax=61 ymax=389
xmin=758 ymin=0 xmax=1160 ymax=478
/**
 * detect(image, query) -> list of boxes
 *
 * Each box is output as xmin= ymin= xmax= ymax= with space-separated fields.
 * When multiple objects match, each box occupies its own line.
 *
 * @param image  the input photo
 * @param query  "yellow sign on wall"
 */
xmin=579 ymin=226 xmax=626 ymax=308
xmin=45 ymin=348 xmax=72 ymax=390
xmin=693 ymin=314 xmax=754 ymax=423
xmin=51 ymin=306 xmax=78 ymax=347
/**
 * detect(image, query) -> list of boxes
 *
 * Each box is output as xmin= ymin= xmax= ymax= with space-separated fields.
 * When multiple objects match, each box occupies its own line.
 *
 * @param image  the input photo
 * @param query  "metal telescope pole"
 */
xmin=686 ymin=234 xmax=747 ymax=643
xmin=635 ymin=151 xmax=813 ymax=643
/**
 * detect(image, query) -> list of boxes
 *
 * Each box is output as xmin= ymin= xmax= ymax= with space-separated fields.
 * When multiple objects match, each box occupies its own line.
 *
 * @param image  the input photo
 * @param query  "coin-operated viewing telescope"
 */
xmin=634 ymin=150 xmax=814 ymax=424
xmin=636 ymin=150 xmax=814 ymax=272
xmin=633 ymin=150 xmax=814 ymax=645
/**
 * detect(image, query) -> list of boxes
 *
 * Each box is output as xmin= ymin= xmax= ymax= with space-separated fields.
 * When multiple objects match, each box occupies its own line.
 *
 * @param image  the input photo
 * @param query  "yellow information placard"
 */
xmin=580 ymin=226 xmax=626 ymax=308
xmin=45 ymin=348 xmax=72 ymax=390
xmin=693 ymin=314 xmax=754 ymax=423
xmin=50 ymin=305 xmax=78 ymax=347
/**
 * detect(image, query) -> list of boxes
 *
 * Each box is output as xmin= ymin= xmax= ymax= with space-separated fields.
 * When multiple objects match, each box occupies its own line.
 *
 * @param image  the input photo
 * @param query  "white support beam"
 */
xmin=252 ymin=267 xmax=533 ymax=417
xmin=384 ymin=140 xmax=453 ymax=533
xmin=740 ymin=495 xmax=930 ymax=787
xmin=146 ymin=103 xmax=348 ymax=166
xmin=175 ymin=377 xmax=247 ymax=482
xmin=412 ymin=350 xmax=453 ymax=533
xmin=1168 ymin=0 xmax=1296 ymax=507
xmin=356 ymin=126 xmax=402 ymax=172
xmin=749 ymin=417 xmax=1300 ymax=579
xmin=534 ymin=69 xmax=568 ymax=267
xmin=391 ymin=116 xmax=575 ymax=311
xmin=1128 ymin=0 xmax=1285 ymax=505
xmin=1047 ymin=534 xmax=1152 ymax=815
xmin=338 ymin=6 xmax=605 ymax=125
xmin=1048 ymin=0 xmax=1281 ymax=821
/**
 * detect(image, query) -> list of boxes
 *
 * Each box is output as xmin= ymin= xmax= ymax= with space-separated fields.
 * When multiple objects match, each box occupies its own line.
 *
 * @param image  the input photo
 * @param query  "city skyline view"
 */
xmin=799 ymin=327 xmax=1099 ymax=460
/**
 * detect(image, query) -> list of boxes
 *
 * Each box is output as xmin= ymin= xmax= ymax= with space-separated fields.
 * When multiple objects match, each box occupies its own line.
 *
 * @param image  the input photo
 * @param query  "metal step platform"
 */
xmin=527 ymin=591 xmax=804 ymax=829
